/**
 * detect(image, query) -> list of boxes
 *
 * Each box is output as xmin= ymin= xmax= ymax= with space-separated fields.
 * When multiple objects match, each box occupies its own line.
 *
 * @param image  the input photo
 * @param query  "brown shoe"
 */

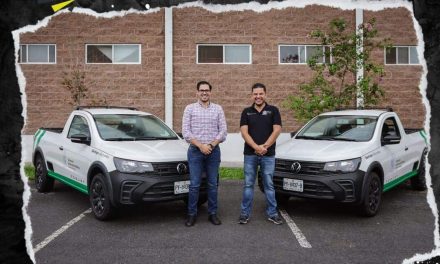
xmin=208 ymin=214 xmax=221 ymax=225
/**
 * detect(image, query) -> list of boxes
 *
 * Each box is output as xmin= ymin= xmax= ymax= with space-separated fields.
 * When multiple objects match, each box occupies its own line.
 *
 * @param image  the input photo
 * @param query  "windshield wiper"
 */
xmin=134 ymin=136 xmax=179 ymax=140
xmin=295 ymin=135 xmax=327 ymax=140
xmin=105 ymin=138 xmax=136 ymax=141
xmin=330 ymin=137 xmax=358 ymax=142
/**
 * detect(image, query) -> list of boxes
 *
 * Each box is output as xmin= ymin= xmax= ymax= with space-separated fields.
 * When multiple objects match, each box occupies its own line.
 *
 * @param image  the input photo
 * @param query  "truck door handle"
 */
xmin=59 ymin=146 xmax=64 ymax=151
xmin=405 ymin=147 xmax=408 ymax=151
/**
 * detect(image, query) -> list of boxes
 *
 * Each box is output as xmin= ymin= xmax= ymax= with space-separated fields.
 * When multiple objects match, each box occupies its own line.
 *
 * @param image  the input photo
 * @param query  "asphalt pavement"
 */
xmin=28 ymin=180 xmax=435 ymax=264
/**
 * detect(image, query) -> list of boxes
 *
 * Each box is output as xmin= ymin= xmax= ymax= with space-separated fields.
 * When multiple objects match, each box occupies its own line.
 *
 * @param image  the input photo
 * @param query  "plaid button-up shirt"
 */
xmin=182 ymin=101 xmax=227 ymax=144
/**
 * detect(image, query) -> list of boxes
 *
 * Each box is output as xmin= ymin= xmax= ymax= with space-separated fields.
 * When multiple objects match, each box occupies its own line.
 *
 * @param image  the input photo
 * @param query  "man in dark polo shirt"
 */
xmin=238 ymin=83 xmax=283 ymax=225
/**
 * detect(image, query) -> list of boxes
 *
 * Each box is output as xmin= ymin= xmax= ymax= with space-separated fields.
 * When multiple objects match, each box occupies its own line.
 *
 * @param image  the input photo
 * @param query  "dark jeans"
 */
xmin=187 ymin=145 xmax=221 ymax=216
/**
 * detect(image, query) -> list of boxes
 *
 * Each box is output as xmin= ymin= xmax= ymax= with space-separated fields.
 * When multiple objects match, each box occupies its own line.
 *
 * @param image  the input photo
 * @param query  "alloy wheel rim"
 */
xmin=92 ymin=181 xmax=105 ymax=215
xmin=368 ymin=178 xmax=380 ymax=211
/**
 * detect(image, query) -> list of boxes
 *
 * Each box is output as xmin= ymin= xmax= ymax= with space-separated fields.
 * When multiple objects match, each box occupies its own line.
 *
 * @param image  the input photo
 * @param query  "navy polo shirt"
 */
xmin=240 ymin=103 xmax=282 ymax=156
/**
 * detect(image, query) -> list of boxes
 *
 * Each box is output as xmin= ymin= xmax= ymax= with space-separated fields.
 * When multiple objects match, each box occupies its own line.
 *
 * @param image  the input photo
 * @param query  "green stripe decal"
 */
xmin=419 ymin=130 xmax=428 ymax=145
xmin=47 ymin=170 xmax=88 ymax=194
xmin=34 ymin=129 xmax=46 ymax=149
xmin=383 ymin=170 xmax=418 ymax=192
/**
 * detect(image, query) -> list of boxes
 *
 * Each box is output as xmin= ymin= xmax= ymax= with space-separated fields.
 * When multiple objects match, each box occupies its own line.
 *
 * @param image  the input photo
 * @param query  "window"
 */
xmin=279 ymin=45 xmax=331 ymax=64
xmin=197 ymin=44 xmax=252 ymax=64
xmin=385 ymin=46 xmax=419 ymax=65
xmin=86 ymin=44 xmax=141 ymax=64
xmin=19 ymin=44 xmax=56 ymax=64
xmin=381 ymin=117 xmax=400 ymax=138
xmin=68 ymin=116 xmax=90 ymax=138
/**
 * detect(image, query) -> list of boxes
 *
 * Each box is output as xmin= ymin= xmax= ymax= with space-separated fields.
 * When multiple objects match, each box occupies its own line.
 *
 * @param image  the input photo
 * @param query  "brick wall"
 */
xmin=21 ymin=6 xmax=425 ymax=134
xmin=21 ymin=11 xmax=165 ymax=134
xmin=173 ymin=5 xmax=354 ymax=133
xmin=365 ymin=7 xmax=425 ymax=128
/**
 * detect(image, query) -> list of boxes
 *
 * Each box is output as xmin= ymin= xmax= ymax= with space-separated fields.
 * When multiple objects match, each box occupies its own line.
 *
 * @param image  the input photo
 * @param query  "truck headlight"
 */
xmin=114 ymin=157 xmax=154 ymax=173
xmin=323 ymin=158 xmax=361 ymax=173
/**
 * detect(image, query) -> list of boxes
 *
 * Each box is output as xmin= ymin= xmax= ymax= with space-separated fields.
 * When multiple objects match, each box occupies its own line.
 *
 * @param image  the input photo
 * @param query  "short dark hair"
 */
xmin=197 ymin=81 xmax=212 ymax=91
xmin=252 ymin=83 xmax=266 ymax=93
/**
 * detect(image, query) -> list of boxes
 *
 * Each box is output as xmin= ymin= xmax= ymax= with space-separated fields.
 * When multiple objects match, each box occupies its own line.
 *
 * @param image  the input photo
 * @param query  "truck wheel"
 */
xmin=359 ymin=172 xmax=382 ymax=217
xmin=34 ymin=154 xmax=54 ymax=193
xmin=411 ymin=152 xmax=427 ymax=191
xmin=90 ymin=173 xmax=114 ymax=221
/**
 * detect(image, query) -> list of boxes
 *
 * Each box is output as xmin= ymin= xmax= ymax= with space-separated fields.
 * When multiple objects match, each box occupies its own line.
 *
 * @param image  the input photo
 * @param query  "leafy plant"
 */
xmin=62 ymin=65 xmax=88 ymax=106
xmin=284 ymin=18 xmax=390 ymax=122
xmin=61 ymin=65 xmax=107 ymax=106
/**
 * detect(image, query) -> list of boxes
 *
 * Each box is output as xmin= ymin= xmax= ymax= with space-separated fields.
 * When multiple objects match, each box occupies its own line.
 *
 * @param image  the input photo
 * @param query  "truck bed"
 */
xmin=40 ymin=127 xmax=63 ymax=133
xmin=404 ymin=128 xmax=422 ymax=134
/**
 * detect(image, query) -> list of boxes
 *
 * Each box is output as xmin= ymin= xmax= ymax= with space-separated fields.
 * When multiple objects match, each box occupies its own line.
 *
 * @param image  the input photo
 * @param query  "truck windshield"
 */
xmin=296 ymin=115 xmax=378 ymax=142
xmin=93 ymin=114 xmax=178 ymax=141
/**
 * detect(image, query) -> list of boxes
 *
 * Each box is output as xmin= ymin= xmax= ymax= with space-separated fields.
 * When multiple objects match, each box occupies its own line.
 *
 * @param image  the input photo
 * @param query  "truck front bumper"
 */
xmin=109 ymin=170 xmax=207 ymax=205
xmin=272 ymin=170 xmax=366 ymax=202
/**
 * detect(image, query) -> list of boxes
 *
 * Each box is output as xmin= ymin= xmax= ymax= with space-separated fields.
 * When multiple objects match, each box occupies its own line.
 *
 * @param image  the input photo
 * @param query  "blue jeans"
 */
xmin=187 ymin=145 xmax=221 ymax=216
xmin=240 ymin=155 xmax=278 ymax=218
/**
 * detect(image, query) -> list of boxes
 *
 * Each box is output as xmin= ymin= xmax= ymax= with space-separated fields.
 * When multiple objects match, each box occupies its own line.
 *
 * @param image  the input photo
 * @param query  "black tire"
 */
xmin=411 ymin=151 xmax=427 ymax=191
xmin=90 ymin=173 xmax=114 ymax=221
xmin=34 ymin=154 xmax=54 ymax=193
xmin=359 ymin=172 xmax=382 ymax=217
xmin=275 ymin=192 xmax=290 ymax=206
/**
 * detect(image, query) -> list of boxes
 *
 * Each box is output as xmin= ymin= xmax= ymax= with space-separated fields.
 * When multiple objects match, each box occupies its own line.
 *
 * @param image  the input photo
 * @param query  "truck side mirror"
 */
xmin=381 ymin=134 xmax=401 ymax=146
xmin=176 ymin=132 xmax=183 ymax=138
xmin=290 ymin=131 xmax=297 ymax=138
xmin=70 ymin=134 xmax=91 ymax=145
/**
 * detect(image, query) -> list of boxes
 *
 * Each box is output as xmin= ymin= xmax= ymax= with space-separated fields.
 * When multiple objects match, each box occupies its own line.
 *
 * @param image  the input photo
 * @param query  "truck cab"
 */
xmin=267 ymin=109 xmax=427 ymax=216
xmin=33 ymin=107 xmax=207 ymax=220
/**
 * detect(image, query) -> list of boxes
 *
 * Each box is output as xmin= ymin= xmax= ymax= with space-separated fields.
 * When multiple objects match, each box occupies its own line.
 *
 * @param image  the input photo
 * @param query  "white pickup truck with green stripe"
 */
xmin=32 ymin=107 xmax=203 ymax=221
xmin=270 ymin=109 xmax=428 ymax=216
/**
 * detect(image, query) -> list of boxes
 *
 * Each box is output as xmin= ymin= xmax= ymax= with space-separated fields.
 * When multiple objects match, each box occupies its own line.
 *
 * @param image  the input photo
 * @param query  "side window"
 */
xmin=381 ymin=117 xmax=400 ymax=138
xmin=67 ymin=115 xmax=91 ymax=138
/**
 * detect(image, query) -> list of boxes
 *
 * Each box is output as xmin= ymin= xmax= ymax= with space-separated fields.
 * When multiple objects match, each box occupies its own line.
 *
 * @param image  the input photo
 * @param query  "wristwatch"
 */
xmin=208 ymin=143 xmax=214 ymax=149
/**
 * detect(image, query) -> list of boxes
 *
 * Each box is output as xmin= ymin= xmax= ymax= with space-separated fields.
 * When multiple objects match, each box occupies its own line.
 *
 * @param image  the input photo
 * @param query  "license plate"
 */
xmin=174 ymin=180 xmax=190 ymax=194
xmin=283 ymin=178 xmax=303 ymax=192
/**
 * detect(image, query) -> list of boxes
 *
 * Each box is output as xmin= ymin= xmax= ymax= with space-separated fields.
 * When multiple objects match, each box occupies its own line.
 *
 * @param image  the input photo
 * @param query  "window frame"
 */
xmin=196 ymin=44 xmax=252 ymax=65
xmin=384 ymin=45 xmax=420 ymax=65
xmin=85 ymin=44 xmax=142 ymax=65
xmin=19 ymin=44 xmax=56 ymax=64
xmin=278 ymin=44 xmax=332 ymax=65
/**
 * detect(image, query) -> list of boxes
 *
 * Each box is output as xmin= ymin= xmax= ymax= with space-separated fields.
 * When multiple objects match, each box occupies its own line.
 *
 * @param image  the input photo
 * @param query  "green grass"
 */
xmin=21 ymin=164 xmax=243 ymax=181
xmin=24 ymin=163 xmax=35 ymax=180
xmin=219 ymin=167 xmax=244 ymax=180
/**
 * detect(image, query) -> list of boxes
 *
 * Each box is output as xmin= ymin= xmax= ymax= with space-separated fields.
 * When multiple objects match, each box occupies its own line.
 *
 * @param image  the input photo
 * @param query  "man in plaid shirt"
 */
xmin=182 ymin=81 xmax=227 ymax=227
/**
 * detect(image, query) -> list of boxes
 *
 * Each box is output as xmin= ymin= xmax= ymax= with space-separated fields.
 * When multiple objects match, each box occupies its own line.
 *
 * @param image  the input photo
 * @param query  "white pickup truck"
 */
xmin=32 ymin=106 xmax=206 ymax=220
xmin=268 ymin=109 xmax=428 ymax=216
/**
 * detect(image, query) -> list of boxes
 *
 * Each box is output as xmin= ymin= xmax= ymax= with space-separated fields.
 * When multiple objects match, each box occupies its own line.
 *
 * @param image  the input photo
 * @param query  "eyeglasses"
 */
xmin=198 ymin=89 xmax=211 ymax=93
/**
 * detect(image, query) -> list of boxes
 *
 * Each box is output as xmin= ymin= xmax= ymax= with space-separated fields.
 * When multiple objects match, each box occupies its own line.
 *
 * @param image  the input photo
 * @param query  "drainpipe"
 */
xmin=356 ymin=8 xmax=364 ymax=108
xmin=165 ymin=7 xmax=173 ymax=128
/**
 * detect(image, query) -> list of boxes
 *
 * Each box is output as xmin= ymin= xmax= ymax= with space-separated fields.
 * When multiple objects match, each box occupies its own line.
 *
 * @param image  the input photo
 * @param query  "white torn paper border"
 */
xmin=13 ymin=0 xmax=438 ymax=263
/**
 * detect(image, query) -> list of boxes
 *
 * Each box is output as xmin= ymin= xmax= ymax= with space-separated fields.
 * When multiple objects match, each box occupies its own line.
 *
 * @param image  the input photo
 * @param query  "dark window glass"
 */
xmin=385 ymin=47 xmax=397 ymax=64
xmin=198 ymin=46 xmax=223 ymax=63
xmin=87 ymin=45 xmax=112 ymax=63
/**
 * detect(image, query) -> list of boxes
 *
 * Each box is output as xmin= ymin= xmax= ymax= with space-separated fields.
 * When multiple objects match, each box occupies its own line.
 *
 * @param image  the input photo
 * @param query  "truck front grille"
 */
xmin=275 ymin=159 xmax=326 ymax=175
xmin=147 ymin=161 xmax=190 ymax=177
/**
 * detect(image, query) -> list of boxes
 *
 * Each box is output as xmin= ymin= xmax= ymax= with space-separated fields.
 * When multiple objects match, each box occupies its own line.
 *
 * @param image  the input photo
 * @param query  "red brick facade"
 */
xmin=20 ymin=6 xmax=424 ymax=134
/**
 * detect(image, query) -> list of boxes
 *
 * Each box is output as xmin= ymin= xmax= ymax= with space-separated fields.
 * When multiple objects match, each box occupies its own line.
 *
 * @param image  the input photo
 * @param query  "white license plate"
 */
xmin=283 ymin=178 xmax=303 ymax=192
xmin=174 ymin=180 xmax=190 ymax=194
